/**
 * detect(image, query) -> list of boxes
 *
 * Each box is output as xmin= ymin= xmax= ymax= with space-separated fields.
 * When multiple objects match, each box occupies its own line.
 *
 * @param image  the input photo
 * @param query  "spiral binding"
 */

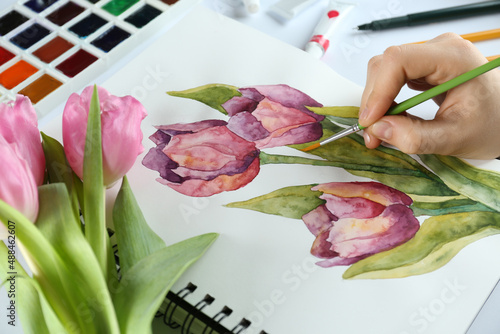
xmin=155 ymin=282 xmax=269 ymax=334
xmin=108 ymin=229 xmax=268 ymax=334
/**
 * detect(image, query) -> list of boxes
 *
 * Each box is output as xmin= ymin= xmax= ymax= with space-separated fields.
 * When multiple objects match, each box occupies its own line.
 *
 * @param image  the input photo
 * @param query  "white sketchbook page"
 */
xmin=40 ymin=6 xmax=500 ymax=334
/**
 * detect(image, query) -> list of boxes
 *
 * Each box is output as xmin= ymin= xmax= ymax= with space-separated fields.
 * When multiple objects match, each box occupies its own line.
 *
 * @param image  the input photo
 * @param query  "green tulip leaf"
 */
xmin=0 ymin=184 xmax=120 ymax=333
xmin=83 ymin=85 xmax=108 ymax=277
xmin=167 ymin=83 xmax=241 ymax=115
xmin=36 ymin=183 xmax=119 ymax=333
xmin=0 ymin=244 xmax=65 ymax=334
xmin=41 ymin=132 xmax=83 ymax=222
xmin=112 ymin=176 xmax=166 ymax=275
xmin=113 ymin=233 xmax=218 ymax=334
xmin=343 ymin=211 xmax=500 ymax=279
xmin=420 ymin=154 xmax=500 ymax=211
xmin=225 ymin=184 xmax=324 ymax=219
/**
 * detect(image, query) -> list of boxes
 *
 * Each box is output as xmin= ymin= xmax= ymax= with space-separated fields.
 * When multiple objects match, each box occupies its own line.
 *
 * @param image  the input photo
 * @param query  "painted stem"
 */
xmin=259 ymin=152 xmax=431 ymax=178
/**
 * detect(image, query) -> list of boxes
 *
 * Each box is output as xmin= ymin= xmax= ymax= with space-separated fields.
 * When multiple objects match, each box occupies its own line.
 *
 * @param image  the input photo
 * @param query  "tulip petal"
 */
xmin=164 ymin=126 xmax=258 ymax=171
xmin=255 ymin=122 xmax=323 ymax=149
xmin=227 ymin=111 xmax=270 ymax=142
xmin=249 ymin=85 xmax=323 ymax=119
xmin=0 ymin=95 xmax=45 ymax=185
xmin=310 ymin=229 xmax=338 ymax=258
xmin=312 ymin=182 xmax=413 ymax=206
xmin=222 ymin=96 xmax=259 ymax=116
xmin=155 ymin=119 xmax=228 ymax=136
xmin=320 ymin=193 xmax=386 ymax=219
xmin=165 ymin=158 xmax=260 ymax=197
xmin=0 ymin=137 xmax=38 ymax=234
xmin=329 ymin=204 xmax=420 ymax=258
xmin=301 ymin=204 xmax=337 ymax=236
xmin=316 ymin=255 xmax=368 ymax=268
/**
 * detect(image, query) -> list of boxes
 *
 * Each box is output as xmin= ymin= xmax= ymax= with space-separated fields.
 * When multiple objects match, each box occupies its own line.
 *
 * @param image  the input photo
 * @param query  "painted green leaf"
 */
xmin=167 ymin=83 xmax=241 ymax=115
xmin=343 ymin=211 xmax=500 ymax=279
xmin=113 ymin=233 xmax=218 ymax=334
xmin=289 ymin=120 xmax=457 ymax=197
xmin=112 ymin=176 xmax=166 ymax=275
xmin=307 ymin=106 xmax=359 ymax=126
xmin=411 ymin=197 xmax=495 ymax=216
xmin=225 ymin=184 xmax=324 ymax=219
xmin=420 ymin=154 xmax=500 ymax=211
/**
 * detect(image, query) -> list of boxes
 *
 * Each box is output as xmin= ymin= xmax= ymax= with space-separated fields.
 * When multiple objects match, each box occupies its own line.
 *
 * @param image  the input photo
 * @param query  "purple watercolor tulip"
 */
xmin=62 ymin=86 xmax=147 ymax=186
xmin=0 ymin=95 xmax=45 ymax=186
xmin=302 ymin=182 xmax=420 ymax=268
xmin=222 ymin=85 xmax=325 ymax=149
xmin=142 ymin=120 xmax=260 ymax=197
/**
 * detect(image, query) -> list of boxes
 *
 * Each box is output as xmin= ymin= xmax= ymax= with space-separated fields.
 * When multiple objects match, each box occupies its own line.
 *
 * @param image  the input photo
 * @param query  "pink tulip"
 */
xmin=142 ymin=120 xmax=260 ymax=197
xmin=0 ymin=136 xmax=38 ymax=237
xmin=302 ymin=182 xmax=420 ymax=268
xmin=0 ymin=95 xmax=45 ymax=186
xmin=62 ymin=86 xmax=147 ymax=186
xmin=222 ymin=85 xmax=324 ymax=149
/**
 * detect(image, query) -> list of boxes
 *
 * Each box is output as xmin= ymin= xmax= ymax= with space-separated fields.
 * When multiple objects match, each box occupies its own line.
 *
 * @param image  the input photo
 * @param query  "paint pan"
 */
xmin=0 ymin=0 xmax=201 ymax=119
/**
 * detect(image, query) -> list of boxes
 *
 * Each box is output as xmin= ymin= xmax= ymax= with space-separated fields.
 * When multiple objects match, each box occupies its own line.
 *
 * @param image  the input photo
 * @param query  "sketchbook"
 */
xmin=43 ymin=5 xmax=500 ymax=334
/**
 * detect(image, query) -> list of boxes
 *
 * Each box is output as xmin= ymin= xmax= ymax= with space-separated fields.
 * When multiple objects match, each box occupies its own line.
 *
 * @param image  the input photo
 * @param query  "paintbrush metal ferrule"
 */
xmin=319 ymin=123 xmax=361 ymax=146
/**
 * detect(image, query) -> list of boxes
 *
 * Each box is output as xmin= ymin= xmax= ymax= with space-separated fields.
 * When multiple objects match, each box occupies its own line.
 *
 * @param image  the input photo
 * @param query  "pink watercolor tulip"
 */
xmin=0 ymin=95 xmax=45 ymax=186
xmin=142 ymin=120 xmax=260 ymax=197
xmin=222 ymin=85 xmax=324 ymax=149
xmin=0 ymin=136 xmax=38 ymax=237
xmin=302 ymin=182 xmax=420 ymax=267
xmin=62 ymin=86 xmax=147 ymax=186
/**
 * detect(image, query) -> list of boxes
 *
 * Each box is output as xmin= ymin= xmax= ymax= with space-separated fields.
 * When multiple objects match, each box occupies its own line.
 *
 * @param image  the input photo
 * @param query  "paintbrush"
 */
xmin=301 ymin=56 xmax=500 ymax=152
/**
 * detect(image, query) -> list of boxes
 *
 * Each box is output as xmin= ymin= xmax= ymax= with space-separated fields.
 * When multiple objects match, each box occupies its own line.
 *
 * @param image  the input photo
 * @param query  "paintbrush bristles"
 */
xmin=300 ymin=142 xmax=321 ymax=152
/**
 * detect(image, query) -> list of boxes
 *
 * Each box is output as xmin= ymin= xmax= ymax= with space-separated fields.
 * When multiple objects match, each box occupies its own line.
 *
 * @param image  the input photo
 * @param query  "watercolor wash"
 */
xmin=142 ymin=83 xmax=500 ymax=279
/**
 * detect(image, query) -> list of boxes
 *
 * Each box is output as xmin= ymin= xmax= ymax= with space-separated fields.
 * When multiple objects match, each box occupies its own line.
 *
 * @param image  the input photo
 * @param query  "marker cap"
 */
xmin=305 ymin=42 xmax=324 ymax=59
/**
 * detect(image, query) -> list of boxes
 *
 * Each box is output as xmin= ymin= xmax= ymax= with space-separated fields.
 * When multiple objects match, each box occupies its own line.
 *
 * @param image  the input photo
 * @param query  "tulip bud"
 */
xmin=0 ymin=136 xmax=38 ymax=238
xmin=223 ymin=85 xmax=325 ymax=148
xmin=142 ymin=120 xmax=260 ymax=197
xmin=62 ymin=86 xmax=147 ymax=186
xmin=0 ymin=95 xmax=45 ymax=185
xmin=302 ymin=182 xmax=420 ymax=267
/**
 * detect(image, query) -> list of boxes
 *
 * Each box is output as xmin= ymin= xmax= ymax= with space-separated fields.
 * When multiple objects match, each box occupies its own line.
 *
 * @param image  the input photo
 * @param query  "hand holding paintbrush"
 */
xmin=303 ymin=34 xmax=500 ymax=160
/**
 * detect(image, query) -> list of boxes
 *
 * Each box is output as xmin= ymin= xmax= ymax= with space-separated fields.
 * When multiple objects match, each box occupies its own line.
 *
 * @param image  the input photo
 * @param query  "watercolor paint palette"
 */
xmin=0 ymin=0 xmax=198 ymax=118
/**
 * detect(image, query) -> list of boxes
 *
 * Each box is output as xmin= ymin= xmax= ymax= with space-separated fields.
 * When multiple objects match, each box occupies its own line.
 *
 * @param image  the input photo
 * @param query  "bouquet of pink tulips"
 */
xmin=0 ymin=86 xmax=217 ymax=333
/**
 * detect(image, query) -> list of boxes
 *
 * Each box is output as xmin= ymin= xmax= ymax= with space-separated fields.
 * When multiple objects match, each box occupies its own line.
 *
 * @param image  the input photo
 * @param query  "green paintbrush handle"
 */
xmin=357 ymin=56 xmax=500 ymax=131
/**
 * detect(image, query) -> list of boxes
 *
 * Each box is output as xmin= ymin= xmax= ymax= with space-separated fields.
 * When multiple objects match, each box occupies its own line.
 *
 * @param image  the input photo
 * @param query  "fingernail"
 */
xmin=371 ymin=120 xmax=393 ymax=141
xmin=363 ymin=131 xmax=371 ymax=145
xmin=358 ymin=108 xmax=368 ymax=122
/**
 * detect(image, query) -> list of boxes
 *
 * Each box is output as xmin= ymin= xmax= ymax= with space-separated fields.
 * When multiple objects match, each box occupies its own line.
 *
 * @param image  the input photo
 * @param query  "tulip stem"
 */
xmin=259 ymin=152 xmax=432 ymax=178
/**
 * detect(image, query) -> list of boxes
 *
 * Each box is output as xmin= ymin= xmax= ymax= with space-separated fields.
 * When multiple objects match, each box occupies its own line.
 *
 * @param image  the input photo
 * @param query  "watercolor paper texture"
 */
xmin=41 ymin=6 xmax=500 ymax=334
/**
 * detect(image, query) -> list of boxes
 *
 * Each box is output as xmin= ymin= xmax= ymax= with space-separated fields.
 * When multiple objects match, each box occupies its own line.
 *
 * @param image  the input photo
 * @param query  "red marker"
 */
xmin=305 ymin=1 xmax=355 ymax=59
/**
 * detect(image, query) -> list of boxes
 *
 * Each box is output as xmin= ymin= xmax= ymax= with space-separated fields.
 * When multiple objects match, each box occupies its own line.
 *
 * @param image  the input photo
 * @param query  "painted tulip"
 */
xmin=0 ymin=136 xmax=38 ymax=238
xmin=302 ymin=182 xmax=419 ymax=268
xmin=62 ymin=86 xmax=147 ymax=186
xmin=0 ymin=95 xmax=45 ymax=186
xmin=142 ymin=120 xmax=260 ymax=197
xmin=222 ymin=84 xmax=324 ymax=149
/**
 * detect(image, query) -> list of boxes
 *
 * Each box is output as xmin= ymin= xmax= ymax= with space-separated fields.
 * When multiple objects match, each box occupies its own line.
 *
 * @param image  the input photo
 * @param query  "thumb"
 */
xmin=368 ymin=115 xmax=451 ymax=155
